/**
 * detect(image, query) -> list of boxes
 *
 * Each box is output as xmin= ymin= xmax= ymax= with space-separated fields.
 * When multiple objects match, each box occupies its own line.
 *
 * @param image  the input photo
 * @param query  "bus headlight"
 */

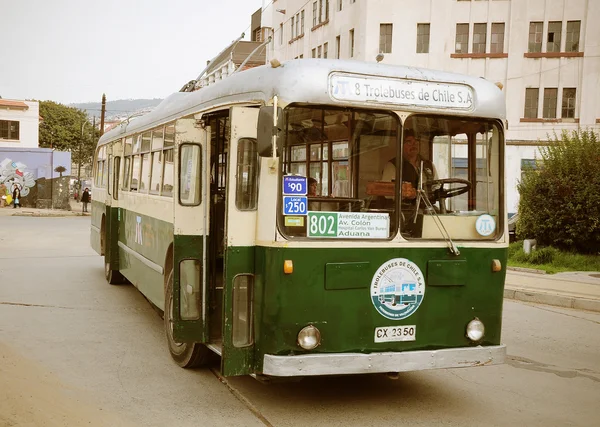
xmin=466 ymin=318 xmax=485 ymax=342
xmin=297 ymin=325 xmax=321 ymax=350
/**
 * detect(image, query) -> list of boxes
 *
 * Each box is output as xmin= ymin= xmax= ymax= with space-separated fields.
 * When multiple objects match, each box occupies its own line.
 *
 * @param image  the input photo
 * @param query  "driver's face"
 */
xmin=403 ymin=135 xmax=419 ymax=158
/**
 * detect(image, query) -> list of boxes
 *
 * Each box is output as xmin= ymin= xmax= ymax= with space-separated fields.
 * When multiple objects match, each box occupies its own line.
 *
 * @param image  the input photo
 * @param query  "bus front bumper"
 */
xmin=262 ymin=345 xmax=506 ymax=377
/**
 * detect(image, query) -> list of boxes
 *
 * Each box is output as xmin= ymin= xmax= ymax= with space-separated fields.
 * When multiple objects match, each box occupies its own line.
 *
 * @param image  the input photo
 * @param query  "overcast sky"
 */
xmin=0 ymin=0 xmax=263 ymax=104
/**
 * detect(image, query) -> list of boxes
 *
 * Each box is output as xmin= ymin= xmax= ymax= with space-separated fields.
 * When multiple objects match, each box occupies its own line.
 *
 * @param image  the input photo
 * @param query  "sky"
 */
xmin=0 ymin=0 xmax=264 ymax=104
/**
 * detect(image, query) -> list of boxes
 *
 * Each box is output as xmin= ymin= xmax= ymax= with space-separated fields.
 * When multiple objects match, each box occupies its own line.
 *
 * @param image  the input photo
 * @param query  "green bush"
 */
xmin=517 ymin=130 xmax=600 ymax=254
xmin=528 ymin=246 xmax=559 ymax=265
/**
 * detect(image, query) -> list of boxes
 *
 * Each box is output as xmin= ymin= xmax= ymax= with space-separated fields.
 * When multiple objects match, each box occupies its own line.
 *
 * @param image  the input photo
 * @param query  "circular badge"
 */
xmin=371 ymin=258 xmax=425 ymax=320
xmin=475 ymin=214 xmax=496 ymax=236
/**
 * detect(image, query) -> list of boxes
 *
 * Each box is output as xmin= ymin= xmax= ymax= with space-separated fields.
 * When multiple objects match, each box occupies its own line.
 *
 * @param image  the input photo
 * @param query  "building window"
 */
xmin=524 ymin=88 xmax=539 ymax=119
xmin=336 ymin=35 xmax=341 ymax=58
xmin=472 ymin=23 xmax=487 ymax=53
xmin=291 ymin=19 xmax=295 ymax=40
xmin=562 ymin=88 xmax=576 ymax=118
xmin=317 ymin=45 xmax=322 ymax=58
xmin=300 ymin=54 xmax=304 ymax=58
xmin=319 ymin=0 xmax=323 ymax=23
xmin=455 ymin=23 xmax=469 ymax=53
xmin=379 ymin=23 xmax=393 ymax=53
xmin=338 ymin=0 xmax=342 ymax=11
xmin=280 ymin=23 xmax=283 ymax=45
xmin=325 ymin=0 xmax=329 ymax=21
xmin=543 ymin=88 xmax=558 ymax=119
xmin=565 ymin=21 xmax=580 ymax=52
xmin=312 ymin=48 xmax=316 ymax=58
xmin=547 ymin=21 xmax=562 ymax=52
xmin=0 ymin=120 xmax=20 ymax=140
xmin=490 ymin=23 xmax=505 ymax=53
xmin=323 ymin=42 xmax=328 ymax=58
xmin=254 ymin=28 xmax=262 ymax=42
xmin=296 ymin=13 xmax=300 ymax=37
xmin=301 ymin=10 xmax=305 ymax=35
xmin=416 ymin=23 xmax=430 ymax=53
xmin=349 ymin=28 xmax=355 ymax=57
xmin=313 ymin=2 xmax=318 ymax=27
xmin=528 ymin=22 xmax=543 ymax=53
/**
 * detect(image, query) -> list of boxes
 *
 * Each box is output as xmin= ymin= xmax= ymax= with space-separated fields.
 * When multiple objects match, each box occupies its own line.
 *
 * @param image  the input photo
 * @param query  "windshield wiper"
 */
xmin=414 ymin=161 xmax=460 ymax=256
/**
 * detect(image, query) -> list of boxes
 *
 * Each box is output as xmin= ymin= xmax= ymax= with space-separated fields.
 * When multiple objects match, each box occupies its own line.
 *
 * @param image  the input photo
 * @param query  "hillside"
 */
xmin=70 ymin=98 xmax=163 ymax=121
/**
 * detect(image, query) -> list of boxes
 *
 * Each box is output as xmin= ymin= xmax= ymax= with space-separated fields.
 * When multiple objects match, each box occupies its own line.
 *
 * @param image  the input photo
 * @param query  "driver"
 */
xmin=382 ymin=130 xmax=437 ymax=203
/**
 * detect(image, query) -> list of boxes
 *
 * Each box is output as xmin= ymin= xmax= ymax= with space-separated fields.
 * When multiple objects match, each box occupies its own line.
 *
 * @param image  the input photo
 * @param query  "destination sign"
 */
xmin=307 ymin=211 xmax=389 ymax=239
xmin=329 ymin=73 xmax=474 ymax=110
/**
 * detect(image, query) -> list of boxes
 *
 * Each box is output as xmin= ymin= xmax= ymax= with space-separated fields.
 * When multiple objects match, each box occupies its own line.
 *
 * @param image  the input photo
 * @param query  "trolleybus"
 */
xmin=91 ymin=59 xmax=507 ymax=377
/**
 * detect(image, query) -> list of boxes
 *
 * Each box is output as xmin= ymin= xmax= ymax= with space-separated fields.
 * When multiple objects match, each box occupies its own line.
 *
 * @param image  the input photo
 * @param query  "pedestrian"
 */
xmin=81 ymin=188 xmax=90 ymax=213
xmin=12 ymin=185 xmax=21 ymax=209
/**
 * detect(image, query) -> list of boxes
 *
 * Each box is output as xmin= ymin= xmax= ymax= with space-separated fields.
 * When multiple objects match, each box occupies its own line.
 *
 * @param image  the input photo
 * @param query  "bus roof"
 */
xmin=99 ymin=59 xmax=505 ymax=146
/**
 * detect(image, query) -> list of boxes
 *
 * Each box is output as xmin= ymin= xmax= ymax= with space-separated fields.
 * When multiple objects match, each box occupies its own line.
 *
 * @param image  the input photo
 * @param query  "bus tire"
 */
xmin=105 ymin=259 xmax=125 ymax=284
xmin=164 ymin=269 xmax=210 ymax=368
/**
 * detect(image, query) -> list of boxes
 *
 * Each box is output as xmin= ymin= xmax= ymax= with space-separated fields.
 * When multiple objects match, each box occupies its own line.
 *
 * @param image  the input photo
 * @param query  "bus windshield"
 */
xmin=280 ymin=105 xmax=400 ymax=240
xmin=278 ymin=106 xmax=502 ymax=241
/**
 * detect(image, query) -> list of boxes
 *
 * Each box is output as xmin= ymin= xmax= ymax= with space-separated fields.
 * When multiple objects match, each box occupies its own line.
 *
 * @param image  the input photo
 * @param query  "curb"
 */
xmin=507 ymin=266 xmax=547 ymax=274
xmin=504 ymin=288 xmax=600 ymax=313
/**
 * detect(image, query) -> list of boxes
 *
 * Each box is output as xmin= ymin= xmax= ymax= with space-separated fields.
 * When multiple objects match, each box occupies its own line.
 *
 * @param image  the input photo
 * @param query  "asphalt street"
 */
xmin=0 ymin=216 xmax=598 ymax=427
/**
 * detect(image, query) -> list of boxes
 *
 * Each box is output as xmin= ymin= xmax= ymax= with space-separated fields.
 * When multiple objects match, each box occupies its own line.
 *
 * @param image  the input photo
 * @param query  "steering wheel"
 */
xmin=425 ymin=179 xmax=471 ymax=213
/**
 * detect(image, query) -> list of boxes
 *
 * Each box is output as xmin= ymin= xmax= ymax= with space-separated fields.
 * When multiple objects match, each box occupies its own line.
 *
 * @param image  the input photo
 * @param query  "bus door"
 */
xmin=172 ymin=118 xmax=211 ymax=344
xmin=222 ymin=106 xmax=260 ymax=376
xmin=104 ymin=140 xmax=121 ymax=275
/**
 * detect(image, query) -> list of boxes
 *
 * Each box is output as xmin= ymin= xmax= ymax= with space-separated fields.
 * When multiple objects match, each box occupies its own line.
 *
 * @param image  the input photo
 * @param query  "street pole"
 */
xmin=77 ymin=120 xmax=87 ymax=202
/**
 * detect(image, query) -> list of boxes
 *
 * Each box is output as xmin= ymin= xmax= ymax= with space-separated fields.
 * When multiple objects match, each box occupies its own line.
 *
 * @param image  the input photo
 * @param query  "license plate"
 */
xmin=374 ymin=325 xmax=416 ymax=343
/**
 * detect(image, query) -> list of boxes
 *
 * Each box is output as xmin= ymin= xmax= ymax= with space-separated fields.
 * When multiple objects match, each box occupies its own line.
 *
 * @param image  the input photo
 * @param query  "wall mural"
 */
xmin=0 ymin=158 xmax=37 ymax=196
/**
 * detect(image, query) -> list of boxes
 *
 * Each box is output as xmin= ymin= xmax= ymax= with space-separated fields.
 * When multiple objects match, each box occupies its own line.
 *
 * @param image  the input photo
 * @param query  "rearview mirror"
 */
xmin=257 ymin=106 xmax=283 ymax=157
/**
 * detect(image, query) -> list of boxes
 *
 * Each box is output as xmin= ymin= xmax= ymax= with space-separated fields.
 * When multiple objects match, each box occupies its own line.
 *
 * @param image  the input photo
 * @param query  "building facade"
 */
xmin=261 ymin=0 xmax=600 ymax=213
xmin=0 ymin=99 xmax=40 ymax=148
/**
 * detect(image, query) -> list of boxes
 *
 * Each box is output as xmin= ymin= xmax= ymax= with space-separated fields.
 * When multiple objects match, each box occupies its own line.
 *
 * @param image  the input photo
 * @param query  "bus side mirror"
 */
xmin=257 ymin=106 xmax=283 ymax=157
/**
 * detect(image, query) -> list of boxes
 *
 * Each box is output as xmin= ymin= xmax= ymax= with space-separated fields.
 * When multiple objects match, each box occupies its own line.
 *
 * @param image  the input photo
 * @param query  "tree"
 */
xmin=517 ymin=129 xmax=600 ymax=253
xmin=38 ymin=101 xmax=99 ymax=168
xmin=54 ymin=166 xmax=66 ymax=177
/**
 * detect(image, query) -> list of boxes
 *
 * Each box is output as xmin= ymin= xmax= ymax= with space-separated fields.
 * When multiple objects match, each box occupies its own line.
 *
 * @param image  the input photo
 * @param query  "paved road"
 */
xmin=0 ymin=217 xmax=598 ymax=427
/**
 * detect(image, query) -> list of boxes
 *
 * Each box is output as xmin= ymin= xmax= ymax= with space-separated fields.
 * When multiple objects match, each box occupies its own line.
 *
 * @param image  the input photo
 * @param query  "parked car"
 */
xmin=508 ymin=213 xmax=519 ymax=242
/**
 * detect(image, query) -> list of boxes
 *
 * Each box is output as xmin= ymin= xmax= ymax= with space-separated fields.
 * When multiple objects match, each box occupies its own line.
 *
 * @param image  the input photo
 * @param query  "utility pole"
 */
xmin=100 ymin=93 xmax=106 ymax=136
xmin=77 ymin=120 xmax=87 ymax=202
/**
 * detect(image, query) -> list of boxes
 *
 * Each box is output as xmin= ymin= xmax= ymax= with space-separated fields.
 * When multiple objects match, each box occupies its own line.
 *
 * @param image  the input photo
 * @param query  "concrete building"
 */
xmin=261 ymin=0 xmax=600 ymax=213
xmin=0 ymin=98 xmax=40 ymax=148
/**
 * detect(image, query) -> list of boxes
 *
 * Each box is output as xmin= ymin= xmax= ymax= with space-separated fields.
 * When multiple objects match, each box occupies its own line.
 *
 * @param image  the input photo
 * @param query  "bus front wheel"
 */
xmin=164 ymin=269 xmax=210 ymax=368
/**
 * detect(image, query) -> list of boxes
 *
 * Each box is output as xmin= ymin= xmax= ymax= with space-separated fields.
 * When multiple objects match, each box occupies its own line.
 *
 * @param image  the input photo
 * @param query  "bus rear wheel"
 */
xmin=104 ymin=259 xmax=125 ymax=284
xmin=164 ymin=269 xmax=210 ymax=368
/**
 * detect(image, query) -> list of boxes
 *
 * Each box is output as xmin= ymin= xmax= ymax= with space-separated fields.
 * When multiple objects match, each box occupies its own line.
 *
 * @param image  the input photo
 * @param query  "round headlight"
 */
xmin=297 ymin=325 xmax=321 ymax=350
xmin=466 ymin=318 xmax=485 ymax=342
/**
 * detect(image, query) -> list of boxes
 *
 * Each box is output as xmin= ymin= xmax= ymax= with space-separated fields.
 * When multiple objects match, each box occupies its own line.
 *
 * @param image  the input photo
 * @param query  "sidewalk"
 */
xmin=505 ymin=268 xmax=600 ymax=313
xmin=0 ymin=199 xmax=89 ymax=217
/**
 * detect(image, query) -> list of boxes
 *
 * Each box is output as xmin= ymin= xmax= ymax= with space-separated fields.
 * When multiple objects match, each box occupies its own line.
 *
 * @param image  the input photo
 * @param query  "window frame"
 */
xmin=455 ymin=23 xmax=469 ymax=54
xmin=565 ymin=20 xmax=580 ymax=52
xmin=0 ymin=120 xmax=20 ymax=140
xmin=528 ymin=21 xmax=543 ymax=53
xmin=416 ymin=23 xmax=430 ymax=54
xmin=472 ymin=23 xmax=487 ymax=54
xmin=561 ymin=88 xmax=576 ymax=119
xmin=543 ymin=88 xmax=558 ymax=119
xmin=490 ymin=22 xmax=505 ymax=54
xmin=547 ymin=21 xmax=562 ymax=53
xmin=178 ymin=143 xmax=203 ymax=207
xmin=379 ymin=23 xmax=393 ymax=54
xmin=524 ymin=88 xmax=540 ymax=119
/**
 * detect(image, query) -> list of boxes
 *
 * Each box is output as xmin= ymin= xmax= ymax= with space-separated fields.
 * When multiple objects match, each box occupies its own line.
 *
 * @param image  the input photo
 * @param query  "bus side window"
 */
xmin=179 ymin=144 xmax=202 ymax=206
xmin=236 ymin=138 xmax=258 ymax=210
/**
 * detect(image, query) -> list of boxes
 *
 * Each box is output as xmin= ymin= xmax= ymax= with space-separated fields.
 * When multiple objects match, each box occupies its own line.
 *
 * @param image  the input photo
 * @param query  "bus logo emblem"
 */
xmin=371 ymin=258 xmax=425 ymax=320
xmin=475 ymin=214 xmax=496 ymax=237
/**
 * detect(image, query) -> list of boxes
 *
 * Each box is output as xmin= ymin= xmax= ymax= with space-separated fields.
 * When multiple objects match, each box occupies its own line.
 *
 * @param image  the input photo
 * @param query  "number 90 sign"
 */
xmin=283 ymin=176 xmax=307 ymax=195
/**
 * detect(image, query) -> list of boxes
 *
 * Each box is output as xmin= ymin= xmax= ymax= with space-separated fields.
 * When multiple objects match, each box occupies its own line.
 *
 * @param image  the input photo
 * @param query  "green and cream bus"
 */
xmin=91 ymin=59 xmax=507 ymax=377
